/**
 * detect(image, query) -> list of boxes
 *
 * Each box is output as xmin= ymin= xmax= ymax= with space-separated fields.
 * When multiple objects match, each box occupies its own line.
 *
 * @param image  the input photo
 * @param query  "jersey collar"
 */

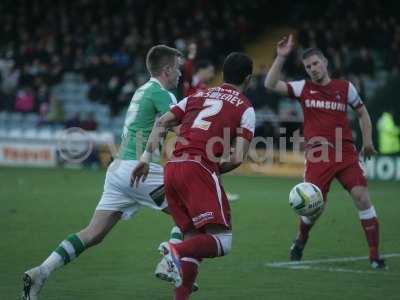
xmin=150 ymin=77 xmax=165 ymax=89
xmin=221 ymin=83 xmax=240 ymax=92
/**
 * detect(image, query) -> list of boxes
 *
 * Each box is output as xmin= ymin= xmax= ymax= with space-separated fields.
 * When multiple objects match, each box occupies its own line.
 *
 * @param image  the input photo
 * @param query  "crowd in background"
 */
xmin=282 ymin=4 xmax=400 ymax=98
xmin=0 ymin=0 xmax=399 ymax=133
xmin=0 ymin=0 xmax=271 ymax=120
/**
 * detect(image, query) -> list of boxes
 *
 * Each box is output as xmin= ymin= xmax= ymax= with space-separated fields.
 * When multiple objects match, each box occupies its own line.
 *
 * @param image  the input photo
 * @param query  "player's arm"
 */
xmin=348 ymin=82 xmax=377 ymax=160
xmin=153 ymin=91 xmax=181 ymax=133
xmin=264 ymin=34 xmax=294 ymax=96
xmin=130 ymin=111 xmax=179 ymax=187
xmin=219 ymin=106 xmax=255 ymax=174
xmin=355 ymin=105 xmax=377 ymax=160
xmin=219 ymin=137 xmax=250 ymax=174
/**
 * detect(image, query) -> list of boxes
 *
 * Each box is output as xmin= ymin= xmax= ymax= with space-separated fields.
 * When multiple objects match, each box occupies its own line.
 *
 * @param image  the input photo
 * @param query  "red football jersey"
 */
xmin=286 ymin=79 xmax=364 ymax=145
xmin=170 ymin=84 xmax=255 ymax=173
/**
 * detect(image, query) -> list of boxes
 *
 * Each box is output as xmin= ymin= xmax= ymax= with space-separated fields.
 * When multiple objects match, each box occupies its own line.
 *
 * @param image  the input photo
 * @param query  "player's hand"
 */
xmin=361 ymin=143 xmax=377 ymax=161
xmin=130 ymin=162 xmax=150 ymax=188
xmin=277 ymin=34 xmax=294 ymax=58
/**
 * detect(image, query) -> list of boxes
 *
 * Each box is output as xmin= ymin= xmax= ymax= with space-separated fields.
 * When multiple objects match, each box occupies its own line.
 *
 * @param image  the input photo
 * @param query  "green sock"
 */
xmin=54 ymin=234 xmax=86 ymax=265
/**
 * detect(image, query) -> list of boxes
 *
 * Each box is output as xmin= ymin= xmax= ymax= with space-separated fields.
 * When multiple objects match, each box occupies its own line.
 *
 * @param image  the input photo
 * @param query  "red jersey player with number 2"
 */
xmin=265 ymin=34 xmax=385 ymax=269
xmin=132 ymin=52 xmax=255 ymax=299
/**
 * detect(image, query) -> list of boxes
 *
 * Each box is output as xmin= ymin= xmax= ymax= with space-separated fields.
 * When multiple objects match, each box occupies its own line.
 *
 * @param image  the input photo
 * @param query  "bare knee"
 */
xmin=78 ymin=210 xmax=121 ymax=248
xmin=78 ymin=226 xmax=106 ymax=248
xmin=350 ymin=186 xmax=371 ymax=210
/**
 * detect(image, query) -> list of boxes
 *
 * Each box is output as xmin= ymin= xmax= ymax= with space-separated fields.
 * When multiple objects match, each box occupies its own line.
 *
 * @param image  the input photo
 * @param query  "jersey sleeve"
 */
xmin=238 ymin=107 xmax=256 ymax=141
xmin=170 ymin=97 xmax=188 ymax=122
xmin=153 ymin=90 xmax=176 ymax=115
xmin=347 ymin=82 xmax=364 ymax=109
xmin=286 ymin=80 xmax=306 ymax=100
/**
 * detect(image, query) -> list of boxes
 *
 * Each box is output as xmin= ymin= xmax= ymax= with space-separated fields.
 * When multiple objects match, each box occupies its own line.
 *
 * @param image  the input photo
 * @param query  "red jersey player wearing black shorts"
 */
xmin=265 ymin=34 xmax=385 ymax=269
xmin=132 ymin=53 xmax=255 ymax=299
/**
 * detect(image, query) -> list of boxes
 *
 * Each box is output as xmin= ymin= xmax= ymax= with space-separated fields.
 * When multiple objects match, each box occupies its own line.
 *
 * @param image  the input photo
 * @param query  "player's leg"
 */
xmin=291 ymin=154 xmax=334 ymax=261
xmin=22 ymin=210 xmax=121 ymax=300
xmin=336 ymin=161 xmax=385 ymax=269
xmin=162 ymin=161 xmax=232 ymax=299
xmin=128 ymin=162 xmax=195 ymax=287
xmin=170 ymin=229 xmax=201 ymax=300
xmin=171 ymin=225 xmax=231 ymax=300
xmin=22 ymin=159 xmax=135 ymax=299
xmin=163 ymin=162 xmax=232 ymax=261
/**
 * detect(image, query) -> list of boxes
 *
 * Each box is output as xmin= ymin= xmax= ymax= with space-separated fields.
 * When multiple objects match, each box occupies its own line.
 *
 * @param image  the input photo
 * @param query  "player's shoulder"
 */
xmin=145 ymin=81 xmax=177 ymax=103
xmin=330 ymin=79 xmax=352 ymax=89
xmin=239 ymin=93 xmax=253 ymax=108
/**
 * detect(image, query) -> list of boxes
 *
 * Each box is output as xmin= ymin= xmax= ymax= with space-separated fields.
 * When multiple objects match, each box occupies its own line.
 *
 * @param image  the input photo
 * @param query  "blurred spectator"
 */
xmin=37 ymin=102 xmax=49 ymax=126
xmin=183 ymin=60 xmax=215 ymax=97
xmin=65 ymin=113 xmax=82 ymax=129
xmin=46 ymin=96 xmax=65 ymax=124
xmin=14 ymin=86 xmax=34 ymax=112
xmin=182 ymin=42 xmax=198 ymax=83
xmin=81 ymin=112 xmax=98 ymax=131
xmin=377 ymin=112 xmax=400 ymax=154
xmin=348 ymin=48 xmax=375 ymax=76
xmin=88 ymin=78 xmax=106 ymax=103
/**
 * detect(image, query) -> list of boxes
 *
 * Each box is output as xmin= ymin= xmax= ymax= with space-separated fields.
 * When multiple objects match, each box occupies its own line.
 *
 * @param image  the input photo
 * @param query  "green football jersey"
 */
xmin=118 ymin=78 xmax=177 ymax=162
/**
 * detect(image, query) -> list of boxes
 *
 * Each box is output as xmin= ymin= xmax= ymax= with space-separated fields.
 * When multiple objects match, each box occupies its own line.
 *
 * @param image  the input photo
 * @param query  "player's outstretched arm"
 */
xmin=264 ymin=34 xmax=294 ymax=96
xmin=130 ymin=111 xmax=179 ymax=187
xmin=356 ymin=105 xmax=377 ymax=160
xmin=219 ymin=137 xmax=250 ymax=174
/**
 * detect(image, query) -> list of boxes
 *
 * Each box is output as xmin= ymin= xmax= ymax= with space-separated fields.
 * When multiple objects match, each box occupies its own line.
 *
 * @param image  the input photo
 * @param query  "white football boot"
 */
xmin=22 ymin=266 xmax=47 ymax=300
xmin=155 ymin=241 xmax=199 ymax=291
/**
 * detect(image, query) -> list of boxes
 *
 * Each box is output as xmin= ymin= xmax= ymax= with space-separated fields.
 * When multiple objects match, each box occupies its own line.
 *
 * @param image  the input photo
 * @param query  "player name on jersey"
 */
xmin=193 ymin=87 xmax=245 ymax=107
xmin=304 ymin=99 xmax=347 ymax=112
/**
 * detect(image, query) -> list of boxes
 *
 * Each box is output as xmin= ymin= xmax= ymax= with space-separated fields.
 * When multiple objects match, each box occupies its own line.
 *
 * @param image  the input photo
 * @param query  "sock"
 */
xmin=297 ymin=216 xmax=313 ymax=244
xmin=41 ymin=233 xmax=86 ymax=277
xmin=170 ymin=226 xmax=183 ymax=244
xmin=174 ymin=258 xmax=200 ymax=300
xmin=359 ymin=206 xmax=380 ymax=260
xmin=173 ymin=234 xmax=219 ymax=259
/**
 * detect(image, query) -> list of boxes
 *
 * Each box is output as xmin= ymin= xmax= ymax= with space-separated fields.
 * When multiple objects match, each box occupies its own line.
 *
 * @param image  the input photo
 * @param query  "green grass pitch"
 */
xmin=1 ymin=167 xmax=399 ymax=299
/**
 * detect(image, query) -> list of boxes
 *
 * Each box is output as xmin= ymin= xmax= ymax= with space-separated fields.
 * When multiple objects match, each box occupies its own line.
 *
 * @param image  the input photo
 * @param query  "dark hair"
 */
xmin=223 ymin=52 xmax=253 ymax=85
xmin=302 ymin=48 xmax=325 ymax=60
xmin=194 ymin=60 xmax=213 ymax=72
xmin=146 ymin=45 xmax=182 ymax=76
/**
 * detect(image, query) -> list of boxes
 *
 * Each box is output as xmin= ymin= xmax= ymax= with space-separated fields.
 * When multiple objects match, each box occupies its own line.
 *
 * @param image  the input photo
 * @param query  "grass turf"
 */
xmin=0 ymin=167 xmax=399 ymax=299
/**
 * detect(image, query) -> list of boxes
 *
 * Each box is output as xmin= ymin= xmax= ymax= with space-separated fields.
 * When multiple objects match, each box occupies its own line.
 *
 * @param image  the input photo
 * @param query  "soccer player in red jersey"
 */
xmin=132 ymin=52 xmax=255 ymax=299
xmin=265 ymin=34 xmax=385 ymax=269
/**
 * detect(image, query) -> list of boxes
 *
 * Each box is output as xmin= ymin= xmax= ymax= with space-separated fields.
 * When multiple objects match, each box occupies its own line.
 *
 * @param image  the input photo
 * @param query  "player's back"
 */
xmin=170 ymin=84 xmax=255 ymax=173
xmin=119 ymin=78 xmax=176 ymax=161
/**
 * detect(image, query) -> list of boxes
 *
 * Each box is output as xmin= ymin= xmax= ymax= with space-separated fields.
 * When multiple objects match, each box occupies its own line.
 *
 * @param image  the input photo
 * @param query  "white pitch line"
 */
xmin=284 ymin=265 xmax=398 ymax=275
xmin=266 ymin=253 xmax=400 ymax=268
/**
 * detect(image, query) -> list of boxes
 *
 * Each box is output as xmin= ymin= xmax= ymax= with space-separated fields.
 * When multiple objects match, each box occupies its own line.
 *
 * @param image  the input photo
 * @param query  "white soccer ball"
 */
xmin=289 ymin=182 xmax=324 ymax=216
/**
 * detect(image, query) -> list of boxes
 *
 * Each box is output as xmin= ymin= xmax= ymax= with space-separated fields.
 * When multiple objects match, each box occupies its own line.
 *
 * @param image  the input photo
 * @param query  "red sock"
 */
xmin=174 ymin=234 xmax=219 ymax=259
xmin=298 ymin=218 xmax=313 ymax=244
xmin=361 ymin=217 xmax=380 ymax=260
xmin=174 ymin=259 xmax=199 ymax=300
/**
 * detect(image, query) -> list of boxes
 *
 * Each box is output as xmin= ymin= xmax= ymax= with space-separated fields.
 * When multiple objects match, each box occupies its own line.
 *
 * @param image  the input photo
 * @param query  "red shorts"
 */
xmin=304 ymin=143 xmax=367 ymax=200
xmin=164 ymin=160 xmax=231 ymax=233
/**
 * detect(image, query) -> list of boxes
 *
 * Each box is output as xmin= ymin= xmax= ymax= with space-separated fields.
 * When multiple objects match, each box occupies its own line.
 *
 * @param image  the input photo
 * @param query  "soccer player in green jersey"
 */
xmin=23 ymin=45 xmax=184 ymax=300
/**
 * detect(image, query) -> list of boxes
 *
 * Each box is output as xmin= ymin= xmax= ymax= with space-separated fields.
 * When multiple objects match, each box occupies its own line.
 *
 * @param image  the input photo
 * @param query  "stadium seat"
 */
xmin=23 ymin=128 xmax=38 ymax=139
xmin=37 ymin=128 xmax=53 ymax=140
xmin=8 ymin=128 xmax=24 ymax=139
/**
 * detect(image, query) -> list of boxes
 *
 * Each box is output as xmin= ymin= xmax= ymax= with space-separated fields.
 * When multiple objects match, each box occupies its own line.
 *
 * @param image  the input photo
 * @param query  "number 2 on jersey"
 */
xmin=192 ymin=99 xmax=223 ymax=130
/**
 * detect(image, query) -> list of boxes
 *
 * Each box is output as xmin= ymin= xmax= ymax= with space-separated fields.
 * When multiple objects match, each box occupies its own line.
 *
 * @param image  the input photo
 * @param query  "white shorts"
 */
xmin=96 ymin=159 xmax=167 ymax=219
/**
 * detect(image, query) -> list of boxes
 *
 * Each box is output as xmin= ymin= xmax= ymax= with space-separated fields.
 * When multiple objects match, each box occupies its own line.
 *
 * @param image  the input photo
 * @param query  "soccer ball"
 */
xmin=289 ymin=182 xmax=324 ymax=216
